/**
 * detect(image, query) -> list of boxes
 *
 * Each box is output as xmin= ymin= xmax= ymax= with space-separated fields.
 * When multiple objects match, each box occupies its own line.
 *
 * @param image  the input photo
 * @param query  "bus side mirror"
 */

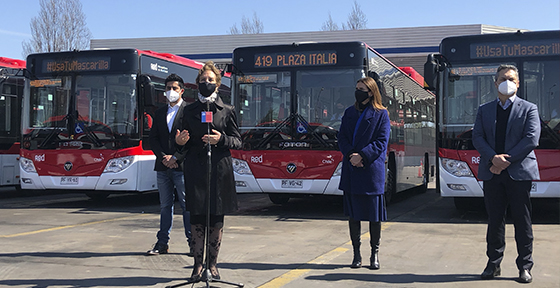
xmin=139 ymin=74 xmax=155 ymax=107
xmin=424 ymin=54 xmax=444 ymax=91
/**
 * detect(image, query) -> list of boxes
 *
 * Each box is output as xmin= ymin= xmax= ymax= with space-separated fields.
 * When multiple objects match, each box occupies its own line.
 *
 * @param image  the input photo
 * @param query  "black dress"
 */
xmin=179 ymin=96 xmax=242 ymax=215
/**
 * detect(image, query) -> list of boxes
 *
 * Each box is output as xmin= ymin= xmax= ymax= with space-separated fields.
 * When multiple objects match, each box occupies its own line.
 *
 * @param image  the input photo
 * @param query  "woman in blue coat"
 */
xmin=338 ymin=77 xmax=390 ymax=270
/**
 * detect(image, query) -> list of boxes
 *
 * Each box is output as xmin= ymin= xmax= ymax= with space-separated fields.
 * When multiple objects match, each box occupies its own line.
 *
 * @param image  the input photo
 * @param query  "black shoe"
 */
xmin=350 ymin=254 xmax=362 ymax=268
xmin=186 ymin=245 xmax=194 ymax=257
xmin=481 ymin=265 xmax=501 ymax=280
xmin=517 ymin=269 xmax=532 ymax=283
xmin=370 ymin=253 xmax=380 ymax=270
xmin=146 ymin=242 xmax=168 ymax=255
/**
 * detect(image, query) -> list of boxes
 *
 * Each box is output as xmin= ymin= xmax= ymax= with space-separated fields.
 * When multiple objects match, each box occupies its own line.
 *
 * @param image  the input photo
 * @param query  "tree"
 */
xmin=229 ymin=12 xmax=264 ymax=34
xmin=321 ymin=12 xmax=340 ymax=31
xmin=342 ymin=1 xmax=368 ymax=30
xmin=22 ymin=0 xmax=92 ymax=57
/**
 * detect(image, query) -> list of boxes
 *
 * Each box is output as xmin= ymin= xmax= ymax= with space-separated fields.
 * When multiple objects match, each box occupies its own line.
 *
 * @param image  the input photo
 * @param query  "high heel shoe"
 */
xmin=210 ymin=266 xmax=221 ymax=280
xmin=370 ymin=251 xmax=380 ymax=270
xmin=350 ymin=254 xmax=362 ymax=268
xmin=189 ymin=265 xmax=203 ymax=281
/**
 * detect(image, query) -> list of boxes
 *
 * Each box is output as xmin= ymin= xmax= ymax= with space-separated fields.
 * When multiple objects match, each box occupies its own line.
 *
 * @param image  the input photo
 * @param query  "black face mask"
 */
xmin=354 ymin=89 xmax=370 ymax=104
xmin=199 ymin=82 xmax=217 ymax=97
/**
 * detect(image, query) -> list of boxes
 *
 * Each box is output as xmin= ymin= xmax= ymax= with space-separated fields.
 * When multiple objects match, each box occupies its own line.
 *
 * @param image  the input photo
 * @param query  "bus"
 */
xmin=230 ymin=41 xmax=436 ymax=204
xmin=20 ymin=49 xmax=230 ymax=199
xmin=0 ymin=57 xmax=25 ymax=189
xmin=424 ymin=30 xmax=560 ymax=209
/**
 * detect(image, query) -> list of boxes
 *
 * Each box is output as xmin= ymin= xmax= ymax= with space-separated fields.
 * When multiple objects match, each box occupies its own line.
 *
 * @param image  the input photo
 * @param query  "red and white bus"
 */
xmin=424 ymin=30 xmax=560 ymax=209
xmin=0 ymin=57 xmax=25 ymax=189
xmin=230 ymin=42 xmax=436 ymax=204
xmin=20 ymin=49 xmax=230 ymax=199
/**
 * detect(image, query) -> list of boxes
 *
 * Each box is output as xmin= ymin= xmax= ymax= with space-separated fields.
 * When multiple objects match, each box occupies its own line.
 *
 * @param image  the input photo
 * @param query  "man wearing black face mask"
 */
xmin=338 ymin=77 xmax=390 ymax=270
xmin=175 ymin=61 xmax=242 ymax=281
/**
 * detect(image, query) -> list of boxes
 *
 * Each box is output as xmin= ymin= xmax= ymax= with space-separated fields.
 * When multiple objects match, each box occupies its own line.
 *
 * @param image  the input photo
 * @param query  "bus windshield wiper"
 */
xmin=39 ymin=126 xmax=62 ymax=148
xmin=75 ymin=112 xmax=104 ymax=147
xmin=253 ymin=112 xmax=332 ymax=150
xmin=540 ymin=117 xmax=560 ymax=148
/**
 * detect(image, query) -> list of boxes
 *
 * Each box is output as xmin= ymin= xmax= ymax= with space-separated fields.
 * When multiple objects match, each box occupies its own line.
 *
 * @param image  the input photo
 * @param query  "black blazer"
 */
xmin=179 ymin=97 xmax=242 ymax=215
xmin=149 ymin=101 xmax=187 ymax=171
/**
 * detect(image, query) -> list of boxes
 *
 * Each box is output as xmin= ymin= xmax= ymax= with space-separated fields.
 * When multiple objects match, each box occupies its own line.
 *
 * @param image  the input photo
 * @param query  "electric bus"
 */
xmin=20 ymin=49 xmax=230 ymax=199
xmin=0 ymin=57 xmax=25 ymax=189
xmin=230 ymin=41 xmax=436 ymax=204
xmin=424 ymin=30 xmax=560 ymax=209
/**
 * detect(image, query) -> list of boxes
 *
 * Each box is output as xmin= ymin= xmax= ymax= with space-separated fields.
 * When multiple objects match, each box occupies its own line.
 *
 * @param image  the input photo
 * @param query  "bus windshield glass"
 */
xmin=26 ymin=73 xmax=138 ymax=148
xmin=442 ymin=60 xmax=560 ymax=149
xmin=234 ymin=69 xmax=360 ymax=150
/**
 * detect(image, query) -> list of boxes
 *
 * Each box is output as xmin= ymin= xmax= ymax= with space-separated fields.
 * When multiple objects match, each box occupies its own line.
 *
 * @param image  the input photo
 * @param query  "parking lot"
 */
xmin=1 ymin=183 xmax=559 ymax=288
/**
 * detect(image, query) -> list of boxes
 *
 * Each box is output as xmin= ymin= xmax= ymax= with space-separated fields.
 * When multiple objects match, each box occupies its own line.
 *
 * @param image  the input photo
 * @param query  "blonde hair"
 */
xmin=196 ymin=61 xmax=222 ymax=87
xmin=356 ymin=77 xmax=386 ymax=111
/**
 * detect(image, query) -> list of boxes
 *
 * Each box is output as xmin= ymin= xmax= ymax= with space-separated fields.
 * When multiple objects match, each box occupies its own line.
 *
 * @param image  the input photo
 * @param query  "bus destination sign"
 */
xmin=471 ymin=39 xmax=560 ymax=59
xmin=42 ymin=57 xmax=111 ymax=73
xmin=254 ymin=51 xmax=337 ymax=68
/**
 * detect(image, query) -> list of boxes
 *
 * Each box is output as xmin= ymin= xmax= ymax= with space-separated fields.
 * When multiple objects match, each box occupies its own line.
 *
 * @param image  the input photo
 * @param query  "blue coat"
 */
xmin=338 ymin=105 xmax=390 ymax=195
xmin=472 ymin=98 xmax=540 ymax=181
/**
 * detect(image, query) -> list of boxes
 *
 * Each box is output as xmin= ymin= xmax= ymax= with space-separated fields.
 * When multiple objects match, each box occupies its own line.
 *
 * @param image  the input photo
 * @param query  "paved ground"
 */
xmin=0 ymin=183 xmax=559 ymax=288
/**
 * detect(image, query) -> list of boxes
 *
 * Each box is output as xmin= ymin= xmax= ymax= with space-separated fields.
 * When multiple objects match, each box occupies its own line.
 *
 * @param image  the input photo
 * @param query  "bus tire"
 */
xmin=384 ymin=155 xmax=397 ymax=204
xmin=86 ymin=192 xmax=110 ymax=201
xmin=420 ymin=153 xmax=430 ymax=193
xmin=269 ymin=194 xmax=290 ymax=205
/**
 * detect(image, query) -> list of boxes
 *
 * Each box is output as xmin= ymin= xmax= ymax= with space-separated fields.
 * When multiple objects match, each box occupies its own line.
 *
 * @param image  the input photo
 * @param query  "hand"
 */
xmin=202 ymin=129 xmax=222 ymax=145
xmin=162 ymin=154 xmax=178 ymax=169
xmin=489 ymin=165 xmax=503 ymax=175
xmin=349 ymin=153 xmax=364 ymax=168
xmin=176 ymin=129 xmax=190 ymax=145
xmin=491 ymin=154 xmax=511 ymax=170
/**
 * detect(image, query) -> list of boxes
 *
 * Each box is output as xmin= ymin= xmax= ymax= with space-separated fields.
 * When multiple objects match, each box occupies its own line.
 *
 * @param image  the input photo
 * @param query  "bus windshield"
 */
xmin=442 ymin=59 xmax=560 ymax=149
xmin=26 ymin=73 xmax=138 ymax=148
xmin=234 ymin=69 xmax=360 ymax=150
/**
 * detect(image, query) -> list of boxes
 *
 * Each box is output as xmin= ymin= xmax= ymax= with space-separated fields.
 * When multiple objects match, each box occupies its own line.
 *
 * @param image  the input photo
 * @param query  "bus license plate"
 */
xmin=281 ymin=180 xmax=303 ymax=189
xmin=60 ymin=177 xmax=79 ymax=185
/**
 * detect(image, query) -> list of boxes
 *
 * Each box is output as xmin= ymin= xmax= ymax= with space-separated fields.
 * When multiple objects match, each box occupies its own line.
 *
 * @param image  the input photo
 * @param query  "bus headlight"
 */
xmin=232 ymin=158 xmax=252 ymax=175
xmin=332 ymin=162 xmax=342 ymax=177
xmin=441 ymin=158 xmax=473 ymax=177
xmin=20 ymin=157 xmax=37 ymax=173
xmin=103 ymin=156 xmax=134 ymax=173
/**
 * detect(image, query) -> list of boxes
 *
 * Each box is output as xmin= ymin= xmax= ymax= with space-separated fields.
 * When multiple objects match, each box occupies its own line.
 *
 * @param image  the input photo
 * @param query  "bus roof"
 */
xmin=26 ymin=49 xmax=204 ymax=69
xmin=441 ymin=30 xmax=560 ymax=44
xmin=0 ymin=57 xmax=26 ymax=69
xmin=137 ymin=49 xmax=204 ymax=69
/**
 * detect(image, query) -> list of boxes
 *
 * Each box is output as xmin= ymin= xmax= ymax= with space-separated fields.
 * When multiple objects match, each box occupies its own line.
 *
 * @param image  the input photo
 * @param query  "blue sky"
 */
xmin=1 ymin=0 xmax=559 ymax=60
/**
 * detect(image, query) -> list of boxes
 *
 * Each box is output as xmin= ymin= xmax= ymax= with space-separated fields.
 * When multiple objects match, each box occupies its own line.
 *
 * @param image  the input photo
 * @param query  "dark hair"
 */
xmin=495 ymin=64 xmax=519 ymax=82
xmin=165 ymin=73 xmax=184 ymax=89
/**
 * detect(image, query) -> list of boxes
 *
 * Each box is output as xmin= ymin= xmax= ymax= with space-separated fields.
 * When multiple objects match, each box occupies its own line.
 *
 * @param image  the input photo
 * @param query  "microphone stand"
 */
xmin=166 ymin=100 xmax=243 ymax=288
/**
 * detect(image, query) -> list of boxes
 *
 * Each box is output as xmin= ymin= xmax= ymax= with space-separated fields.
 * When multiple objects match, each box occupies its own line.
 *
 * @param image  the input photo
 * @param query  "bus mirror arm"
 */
xmin=139 ymin=74 xmax=155 ymax=107
xmin=423 ymin=54 xmax=447 ymax=91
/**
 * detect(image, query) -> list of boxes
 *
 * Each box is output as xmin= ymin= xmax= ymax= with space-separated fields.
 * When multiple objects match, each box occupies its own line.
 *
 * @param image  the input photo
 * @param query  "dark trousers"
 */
xmin=483 ymin=171 xmax=533 ymax=271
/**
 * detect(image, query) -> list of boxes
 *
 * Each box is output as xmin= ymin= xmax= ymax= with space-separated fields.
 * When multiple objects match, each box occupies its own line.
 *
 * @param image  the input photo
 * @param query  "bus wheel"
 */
xmin=86 ymin=192 xmax=110 ymax=201
xmin=269 ymin=194 xmax=290 ymax=205
xmin=420 ymin=154 xmax=430 ymax=193
xmin=384 ymin=160 xmax=396 ymax=204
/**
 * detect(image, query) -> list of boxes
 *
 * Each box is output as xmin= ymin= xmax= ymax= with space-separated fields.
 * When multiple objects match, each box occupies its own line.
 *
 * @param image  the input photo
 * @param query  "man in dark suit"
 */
xmin=472 ymin=64 xmax=540 ymax=283
xmin=146 ymin=74 xmax=191 ymax=256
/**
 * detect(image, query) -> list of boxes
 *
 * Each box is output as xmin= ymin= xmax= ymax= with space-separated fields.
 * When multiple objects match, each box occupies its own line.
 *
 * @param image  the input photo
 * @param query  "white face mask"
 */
xmin=498 ymin=80 xmax=517 ymax=96
xmin=165 ymin=90 xmax=180 ymax=103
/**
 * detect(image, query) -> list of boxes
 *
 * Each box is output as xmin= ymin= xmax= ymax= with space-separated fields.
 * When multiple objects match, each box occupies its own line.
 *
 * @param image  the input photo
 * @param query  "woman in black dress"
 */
xmin=175 ymin=61 xmax=241 ymax=280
